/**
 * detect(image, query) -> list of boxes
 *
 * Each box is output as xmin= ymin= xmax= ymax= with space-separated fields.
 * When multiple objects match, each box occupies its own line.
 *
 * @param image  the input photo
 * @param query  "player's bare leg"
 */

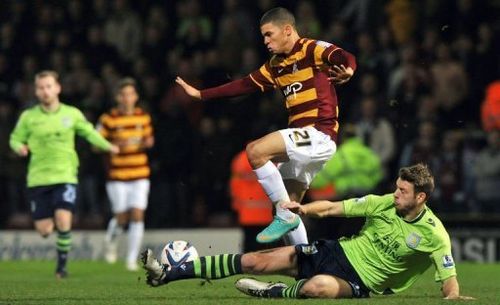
xmin=236 ymin=274 xmax=353 ymax=299
xmin=246 ymin=132 xmax=301 ymax=243
xmin=34 ymin=218 xmax=54 ymax=238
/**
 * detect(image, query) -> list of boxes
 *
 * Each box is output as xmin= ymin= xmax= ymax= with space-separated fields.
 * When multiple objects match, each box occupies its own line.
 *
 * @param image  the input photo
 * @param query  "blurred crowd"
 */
xmin=0 ymin=0 xmax=499 ymax=229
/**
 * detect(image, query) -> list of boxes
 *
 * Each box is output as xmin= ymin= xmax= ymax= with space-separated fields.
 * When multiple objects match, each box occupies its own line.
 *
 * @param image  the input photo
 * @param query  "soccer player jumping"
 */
xmin=142 ymin=163 xmax=474 ymax=300
xmin=176 ymin=7 xmax=356 ymax=245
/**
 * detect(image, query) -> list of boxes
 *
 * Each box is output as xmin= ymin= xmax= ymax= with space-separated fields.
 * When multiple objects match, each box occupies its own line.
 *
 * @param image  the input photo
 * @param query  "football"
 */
xmin=160 ymin=240 xmax=199 ymax=267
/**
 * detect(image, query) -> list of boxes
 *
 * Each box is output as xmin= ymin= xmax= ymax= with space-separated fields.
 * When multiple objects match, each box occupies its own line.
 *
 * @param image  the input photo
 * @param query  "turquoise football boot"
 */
xmin=256 ymin=216 xmax=300 ymax=243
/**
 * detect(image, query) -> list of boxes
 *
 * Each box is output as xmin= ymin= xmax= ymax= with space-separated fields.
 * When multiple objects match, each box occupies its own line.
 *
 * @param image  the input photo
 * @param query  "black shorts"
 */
xmin=28 ymin=184 xmax=78 ymax=220
xmin=295 ymin=239 xmax=370 ymax=298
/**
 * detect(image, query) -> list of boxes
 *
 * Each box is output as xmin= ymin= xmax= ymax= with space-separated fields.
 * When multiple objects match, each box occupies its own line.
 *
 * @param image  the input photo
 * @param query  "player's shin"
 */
xmin=254 ymin=161 xmax=295 ymax=221
xmin=285 ymin=217 xmax=308 ymax=244
xmin=167 ymin=254 xmax=243 ymax=281
xmin=56 ymin=230 xmax=72 ymax=275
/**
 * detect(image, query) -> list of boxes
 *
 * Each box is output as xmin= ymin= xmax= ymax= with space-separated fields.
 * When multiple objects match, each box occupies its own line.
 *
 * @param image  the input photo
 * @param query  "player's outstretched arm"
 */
xmin=282 ymin=200 xmax=344 ymax=218
xmin=441 ymin=276 xmax=475 ymax=300
xmin=175 ymin=76 xmax=201 ymax=100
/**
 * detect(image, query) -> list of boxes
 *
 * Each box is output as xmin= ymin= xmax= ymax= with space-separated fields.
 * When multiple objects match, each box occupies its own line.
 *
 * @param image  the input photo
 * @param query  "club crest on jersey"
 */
xmin=292 ymin=61 xmax=298 ymax=74
xmin=61 ymin=116 xmax=72 ymax=128
xmin=406 ymin=232 xmax=421 ymax=249
xmin=442 ymin=255 xmax=455 ymax=268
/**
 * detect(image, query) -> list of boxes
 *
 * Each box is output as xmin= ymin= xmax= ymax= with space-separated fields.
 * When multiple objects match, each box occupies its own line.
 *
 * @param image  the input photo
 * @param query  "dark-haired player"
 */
xmin=142 ymin=164 xmax=474 ymax=300
xmin=176 ymin=7 xmax=356 ymax=245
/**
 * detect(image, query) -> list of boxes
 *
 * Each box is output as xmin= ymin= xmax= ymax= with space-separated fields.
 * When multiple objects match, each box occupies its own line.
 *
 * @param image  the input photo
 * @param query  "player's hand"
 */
xmin=17 ymin=144 xmax=29 ymax=157
xmin=443 ymin=295 xmax=476 ymax=300
xmin=142 ymin=136 xmax=154 ymax=149
xmin=109 ymin=144 xmax=120 ymax=154
xmin=281 ymin=201 xmax=306 ymax=215
xmin=328 ymin=65 xmax=353 ymax=85
xmin=175 ymin=76 xmax=201 ymax=100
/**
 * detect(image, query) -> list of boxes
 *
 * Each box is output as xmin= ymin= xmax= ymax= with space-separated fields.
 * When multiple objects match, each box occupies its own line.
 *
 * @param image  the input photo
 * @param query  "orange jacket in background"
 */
xmin=482 ymin=80 xmax=500 ymax=131
xmin=230 ymin=151 xmax=272 ymax=226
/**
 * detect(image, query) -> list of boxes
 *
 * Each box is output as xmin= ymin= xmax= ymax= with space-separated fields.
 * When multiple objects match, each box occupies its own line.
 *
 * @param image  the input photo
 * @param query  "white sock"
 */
xmin=105 ymin=217 xmax=123 ymax=243
xmin=254 ymin=161 xmax=296 ymax=221
xmin=285 ymin=216 xmax=308 ymax=245
xmin=127 ymin=221 xmax=144 ymax=264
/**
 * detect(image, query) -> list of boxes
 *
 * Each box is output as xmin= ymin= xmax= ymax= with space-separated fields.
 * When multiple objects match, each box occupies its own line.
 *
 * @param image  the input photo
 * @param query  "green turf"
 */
xmin=0 ymin=261 xmax=497 ymax=305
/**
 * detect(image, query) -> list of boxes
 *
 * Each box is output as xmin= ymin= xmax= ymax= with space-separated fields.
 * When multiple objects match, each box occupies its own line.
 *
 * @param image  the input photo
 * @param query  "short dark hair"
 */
xmin=260 ymin=7 xmax=295 ymax=27
xmin=399 ymin=163 xmax=435 ymax=200
xmin=115 ymin=77 xmax=138 ymax=94
xmin=35 ymin=70 xmax=59 ymax=83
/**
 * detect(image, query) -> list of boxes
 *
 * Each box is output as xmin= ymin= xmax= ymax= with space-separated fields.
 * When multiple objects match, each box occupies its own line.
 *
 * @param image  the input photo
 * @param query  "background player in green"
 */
xmin=9 ymin=70 xmax=119 ymax=278
xmin=141 ymin=163 xmax=474 ymax=300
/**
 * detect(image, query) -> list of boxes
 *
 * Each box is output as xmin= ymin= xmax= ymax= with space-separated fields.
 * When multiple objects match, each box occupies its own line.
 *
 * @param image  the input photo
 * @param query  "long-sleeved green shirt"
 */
xmin=9 ymin=103 xmax=112 ymax=187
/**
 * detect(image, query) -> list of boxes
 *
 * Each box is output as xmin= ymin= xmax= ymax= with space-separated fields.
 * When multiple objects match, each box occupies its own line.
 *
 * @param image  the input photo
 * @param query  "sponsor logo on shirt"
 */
xmin=405 ymin=232 xmax=422 ymax=249
xmin=442 ymin=255 xmax=455 ymax=268
xmin=282 ymin=82 xmax=303 ymax=100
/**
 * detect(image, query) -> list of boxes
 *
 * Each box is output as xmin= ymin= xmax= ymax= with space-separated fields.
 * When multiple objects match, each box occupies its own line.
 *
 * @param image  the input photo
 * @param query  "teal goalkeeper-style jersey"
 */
xmin=9 ymin=103 xmax=112 ymax=187
xmin=339 ymin=194 xmax=457 ymax=294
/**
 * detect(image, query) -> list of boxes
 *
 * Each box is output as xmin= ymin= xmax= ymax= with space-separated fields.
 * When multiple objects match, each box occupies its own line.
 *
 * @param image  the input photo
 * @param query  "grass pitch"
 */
xmin=0 ymin=261 xmax=498 ymax=305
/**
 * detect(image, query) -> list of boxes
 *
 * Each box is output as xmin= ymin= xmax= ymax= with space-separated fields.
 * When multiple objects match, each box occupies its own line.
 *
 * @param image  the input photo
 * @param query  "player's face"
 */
xmin=260 ymin=22 xmax=291 ymax=54
xmin=116 ymin=85 xmax=138 ymax=109
xmin=393 ymin=178 xmax=423 ymax=215
xmin=35 ymin=76 xmax=61 ymax=105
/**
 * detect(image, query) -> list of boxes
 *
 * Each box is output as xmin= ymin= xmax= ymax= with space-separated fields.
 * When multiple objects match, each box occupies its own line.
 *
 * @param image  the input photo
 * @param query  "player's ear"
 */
xmin=284 ymin=24 xmax=293 ymax=36
xmin=416 ymin=192 xmax=427 ymax=204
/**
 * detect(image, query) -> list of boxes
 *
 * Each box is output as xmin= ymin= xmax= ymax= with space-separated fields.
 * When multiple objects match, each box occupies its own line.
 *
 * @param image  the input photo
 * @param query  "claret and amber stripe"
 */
xmin=98 ymin=107 xmax=153 ymax=181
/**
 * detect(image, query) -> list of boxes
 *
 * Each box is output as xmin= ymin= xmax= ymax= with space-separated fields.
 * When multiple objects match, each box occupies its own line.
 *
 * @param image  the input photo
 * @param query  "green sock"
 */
xmin=281 ymin=279 xmax=307 ymax=298
xmin=166 ymin=254 xmax=242 ymax=281
xmin=193 ymin=254 xmax=242 ymax=279
xmin=56 ymin=230 xmax=72 ymax=271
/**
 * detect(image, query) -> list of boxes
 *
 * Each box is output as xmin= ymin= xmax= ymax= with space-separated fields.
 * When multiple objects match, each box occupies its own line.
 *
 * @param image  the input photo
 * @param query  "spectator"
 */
xmin=310 ymin=124 xmax=383 ymax=198
xmin=355 ymin=97 xmax=396 ymax=180
xmin=104 ymin=0 xmax=142 ymax=62
xmin=481 ymin=80 xmax=500 ymax=131
xmin=472 ymin=130 xmax=500 ymax=212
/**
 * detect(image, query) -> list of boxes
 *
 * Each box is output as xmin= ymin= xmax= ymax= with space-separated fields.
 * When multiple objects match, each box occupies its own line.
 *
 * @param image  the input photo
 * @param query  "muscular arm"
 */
xmin=441 ymin=276 xmax=474 ymax=300
xmin=282 ymin=200 xmax=345 ymax=218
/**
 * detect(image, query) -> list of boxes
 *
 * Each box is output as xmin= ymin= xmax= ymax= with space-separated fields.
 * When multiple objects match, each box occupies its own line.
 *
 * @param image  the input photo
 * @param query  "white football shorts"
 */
xmin=106 ymin=179 xmax=150 ymax=214
xmin=278 ymin=126 xmax=337 ymax=185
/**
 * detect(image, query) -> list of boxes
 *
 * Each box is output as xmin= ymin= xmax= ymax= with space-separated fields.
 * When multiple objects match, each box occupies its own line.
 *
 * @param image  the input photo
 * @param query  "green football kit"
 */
xmin=339 ymin=194 xmax=456 ymax=294
xmin=9 ymin=103 xmax=112 ymax=187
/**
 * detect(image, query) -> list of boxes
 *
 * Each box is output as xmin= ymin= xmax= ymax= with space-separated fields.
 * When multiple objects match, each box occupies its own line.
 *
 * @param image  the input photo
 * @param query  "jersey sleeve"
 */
xmin=9 ymin=111 xmax=30 ymax=153
xmin=248 ymin=62 xmax=277 ymax=92
xmin=313 ymin=41 xmax=357 ymax=71
xmin=430 ymin=233 xmax=457 ymax=282
xmin=342 ymin=194 xmax=394 ymax=217
xmin=74 ymin=108 xmax=112 ymax=151
xmin=200 ymin=76 xmax=261 ymax=100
